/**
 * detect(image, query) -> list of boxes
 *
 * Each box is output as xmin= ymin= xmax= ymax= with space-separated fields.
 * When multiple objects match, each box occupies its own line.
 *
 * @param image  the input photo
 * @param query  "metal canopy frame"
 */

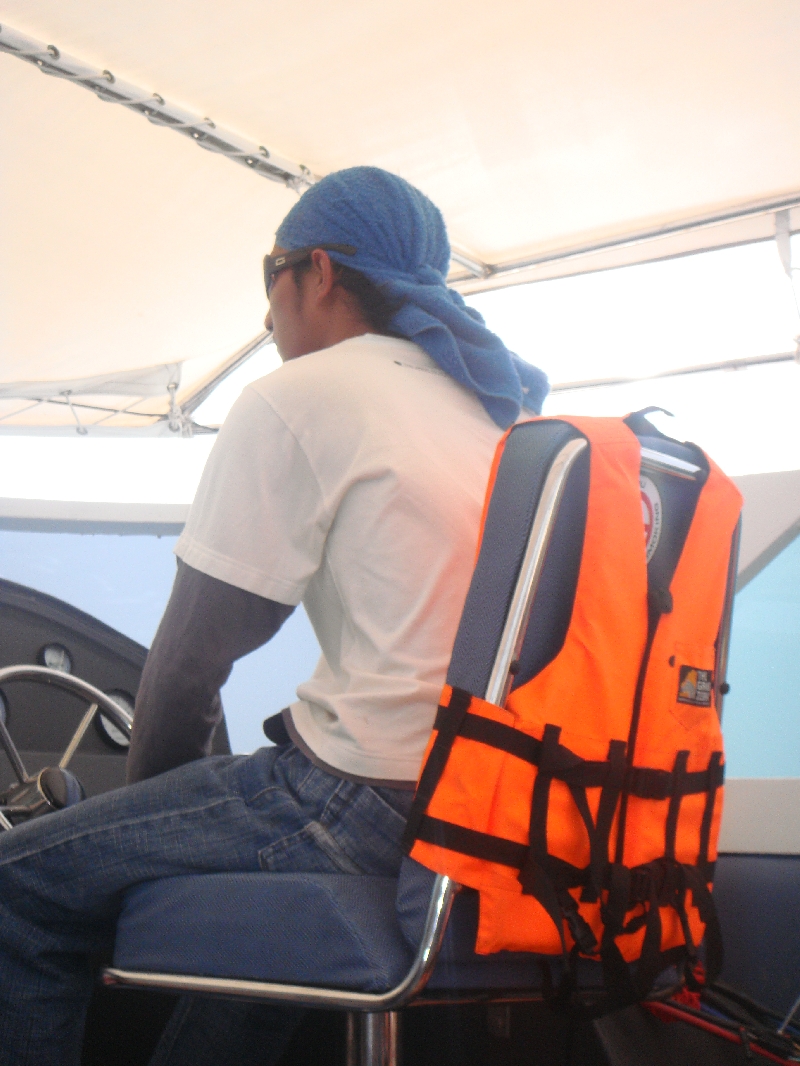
xmin=0 ymin=25 xmax=316 ymax=192
xmin=0 ymin=24 xmax=491 ymax=282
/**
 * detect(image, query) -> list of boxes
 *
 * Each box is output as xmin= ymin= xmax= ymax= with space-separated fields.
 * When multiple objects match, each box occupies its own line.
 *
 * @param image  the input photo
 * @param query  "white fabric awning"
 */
xmin=1 ymin=0 xmax=800 ymax=429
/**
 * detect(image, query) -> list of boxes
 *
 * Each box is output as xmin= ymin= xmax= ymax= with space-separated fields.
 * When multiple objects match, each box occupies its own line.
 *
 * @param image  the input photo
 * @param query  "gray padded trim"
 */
xmin=447 ymin=421 xmax=584 ymax=697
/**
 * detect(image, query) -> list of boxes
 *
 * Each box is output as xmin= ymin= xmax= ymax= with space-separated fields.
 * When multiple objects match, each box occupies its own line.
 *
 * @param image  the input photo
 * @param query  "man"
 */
xmin=0 ymin=167 xmax=547 ymax=1065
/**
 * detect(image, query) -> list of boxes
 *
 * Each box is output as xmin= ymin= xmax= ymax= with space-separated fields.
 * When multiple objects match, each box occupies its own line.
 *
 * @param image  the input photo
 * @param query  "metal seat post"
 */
xmin=347 ymin=1010 xmax=399 ymax=1066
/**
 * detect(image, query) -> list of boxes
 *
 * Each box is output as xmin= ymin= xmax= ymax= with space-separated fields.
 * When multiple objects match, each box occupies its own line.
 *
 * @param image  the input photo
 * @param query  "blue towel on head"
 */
xmin=276 ymin=167 xmax=549 ymax=428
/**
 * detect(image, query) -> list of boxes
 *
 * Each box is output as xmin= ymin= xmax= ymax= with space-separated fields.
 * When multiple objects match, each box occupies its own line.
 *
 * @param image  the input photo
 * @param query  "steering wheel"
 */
xmin=0 ymin=665 xmax=133 ymax=831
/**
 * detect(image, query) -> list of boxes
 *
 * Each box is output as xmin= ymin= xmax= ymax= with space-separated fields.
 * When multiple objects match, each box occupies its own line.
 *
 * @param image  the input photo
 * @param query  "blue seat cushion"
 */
xmin=113 ymin=859 xmax=606 ymax=994
xmin=114 ymin=873 xmax=412 ymax=993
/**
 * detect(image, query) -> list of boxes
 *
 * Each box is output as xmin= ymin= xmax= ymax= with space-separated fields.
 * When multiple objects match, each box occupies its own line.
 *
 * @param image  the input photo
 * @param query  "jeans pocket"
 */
xmin=258 ymin=820 xmax=366 ymax=875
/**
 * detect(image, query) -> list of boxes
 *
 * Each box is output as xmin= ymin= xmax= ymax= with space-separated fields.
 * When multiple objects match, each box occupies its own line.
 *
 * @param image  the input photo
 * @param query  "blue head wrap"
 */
xmin=275 ymin=167 xmax=549 ymax=428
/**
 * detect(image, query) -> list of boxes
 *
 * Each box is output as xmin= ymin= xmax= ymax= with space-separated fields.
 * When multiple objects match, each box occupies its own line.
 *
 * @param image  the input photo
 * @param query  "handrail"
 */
xmin=486 ymin=437 xmax=588 ymax=707
xmin=715 ymin=518 xmax=742 ymax=721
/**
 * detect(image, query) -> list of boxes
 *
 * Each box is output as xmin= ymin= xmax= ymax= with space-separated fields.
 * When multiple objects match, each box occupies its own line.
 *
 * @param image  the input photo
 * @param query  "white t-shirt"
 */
xmin=176 ymin=333 xmax=503 ymax=782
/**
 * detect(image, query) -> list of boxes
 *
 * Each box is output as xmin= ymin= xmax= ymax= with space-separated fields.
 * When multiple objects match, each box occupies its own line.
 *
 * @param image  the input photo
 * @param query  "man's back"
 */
xmin=177 ymin=333 xmax=503 ymax=782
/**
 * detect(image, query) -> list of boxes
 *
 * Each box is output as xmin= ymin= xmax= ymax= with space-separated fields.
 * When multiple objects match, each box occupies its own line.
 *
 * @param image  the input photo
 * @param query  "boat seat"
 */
xmin=113 ymin=858 xmax=607 ymax=995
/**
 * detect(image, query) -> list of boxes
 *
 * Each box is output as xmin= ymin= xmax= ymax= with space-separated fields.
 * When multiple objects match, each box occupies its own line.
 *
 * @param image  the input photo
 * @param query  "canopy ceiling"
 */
xmin=2 ymin=0 xmax=800 ymax=431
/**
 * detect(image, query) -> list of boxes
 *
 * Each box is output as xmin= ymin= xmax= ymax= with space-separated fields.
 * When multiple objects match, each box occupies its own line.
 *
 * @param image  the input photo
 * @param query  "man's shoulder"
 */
xmin=231 ymin=332 xmax=497 ymax=466
xmin=246 ymin=334 xmax=438 ymax=411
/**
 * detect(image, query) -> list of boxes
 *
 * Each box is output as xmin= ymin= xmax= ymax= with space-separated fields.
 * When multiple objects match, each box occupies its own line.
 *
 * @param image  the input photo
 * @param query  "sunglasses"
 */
xmin=263 ymin=244 xmax=357 ymax=297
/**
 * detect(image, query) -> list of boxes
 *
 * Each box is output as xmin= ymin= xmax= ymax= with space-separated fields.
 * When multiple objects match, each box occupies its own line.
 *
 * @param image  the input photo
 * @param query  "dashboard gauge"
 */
xmin=95 ymin=690 xmax=133 ymax=750
xmin=38 ymin=643 xmax=73 ymax=674
xmin=0 ymin=688 xmax=7 ymax=725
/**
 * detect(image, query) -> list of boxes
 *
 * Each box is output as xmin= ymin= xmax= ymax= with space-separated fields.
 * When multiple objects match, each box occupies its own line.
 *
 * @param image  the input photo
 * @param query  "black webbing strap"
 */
xmin=633 ymin=867 xmax=667 ymax=999
xmin=429 ymin=706 xmax=724 ymax=799
xmin=600 ymin=863 xmax=638 ymax=1006
xmin=599 ymin=853 xmax=724 ymax=1006
xmin=684 ymin=863 xmax=724 ymax=981
xmin=518 ymin=726 xmax=599 ymax=956
xmin=606 ymin=860 xmax=684 ymax=1002
xmin=568 ymin=784 xmax=597 ymax=897
xmin=664 ymin=750 xmax=690 ymax=861
xmin=698 ymin=751 xmax=724 ymax=867
xmin=588 ymin=740 xmax=627 ymax=900
xmin=667 ymin=862 xmax=696 ymax=959
xmin=414 ymin=811 xmax=722 ymax=988
xmin=414 ymin=815 xmax=592 ymax=893
xmin=414 ymin=816 xmax=528 ymax=868
xmin=626 ymin=856 xmax=724 ymax=995
xmin=616 ymin=617 xmax=660 ymax=864
xmin=434 ymin=704 xmax=544 ymax=765
xmin=402 ymin=686 xmax=472 ymax=852
xmin=519 ymin=725 xmax=570 ymax=954
xmin=598 ymin=861 xmax=685 ymax=1009
xmin=405 ymin=696 xmax=725 ymax=995
xmin=630 ymin=789 xmax=702 ymax=997
xmin=601 ymin=862 xmax=631 ymax=944
xmin=522 ymin=723 xmax=559 ymax=880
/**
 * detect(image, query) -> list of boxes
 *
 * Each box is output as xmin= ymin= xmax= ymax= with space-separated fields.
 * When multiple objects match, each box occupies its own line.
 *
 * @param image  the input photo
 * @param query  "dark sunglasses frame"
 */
xmin=263 ymin=244 xmax=357 ymax=296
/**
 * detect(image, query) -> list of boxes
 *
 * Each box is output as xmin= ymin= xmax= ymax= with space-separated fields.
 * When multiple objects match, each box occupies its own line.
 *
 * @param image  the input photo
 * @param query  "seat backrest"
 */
xmin=447 ymin=418 xmax=720 ymax=699
xmin=447 ymin=419 xmax=587 ymax=698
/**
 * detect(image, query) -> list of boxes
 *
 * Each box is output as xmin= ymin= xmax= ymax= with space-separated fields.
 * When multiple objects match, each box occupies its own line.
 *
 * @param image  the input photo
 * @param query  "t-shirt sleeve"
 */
xmin=175 ymin=384 xmax=330 ymax=605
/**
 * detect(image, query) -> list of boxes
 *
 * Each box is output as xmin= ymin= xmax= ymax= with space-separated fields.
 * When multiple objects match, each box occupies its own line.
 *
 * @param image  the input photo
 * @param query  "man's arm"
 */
xmin=127 ymin=560 xmax=294 ymax=784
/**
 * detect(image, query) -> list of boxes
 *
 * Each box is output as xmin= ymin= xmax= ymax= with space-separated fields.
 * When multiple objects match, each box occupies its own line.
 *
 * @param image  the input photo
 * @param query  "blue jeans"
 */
xmin=0 ymin=744 xmax=413 ymax=1066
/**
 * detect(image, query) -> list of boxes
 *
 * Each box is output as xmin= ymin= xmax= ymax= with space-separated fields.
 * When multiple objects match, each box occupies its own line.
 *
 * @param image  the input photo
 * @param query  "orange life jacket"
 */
xmin=404 ymin=415 xmax=743 ymax=999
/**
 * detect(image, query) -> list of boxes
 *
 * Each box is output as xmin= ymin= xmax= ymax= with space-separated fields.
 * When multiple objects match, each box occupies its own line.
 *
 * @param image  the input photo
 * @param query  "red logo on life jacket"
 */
xmin=640 ymin=475 xmax=662 ymax=563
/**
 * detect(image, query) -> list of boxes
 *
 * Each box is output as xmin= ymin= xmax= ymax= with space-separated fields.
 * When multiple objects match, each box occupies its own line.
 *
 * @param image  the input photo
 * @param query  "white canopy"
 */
xmin=2 ymin=0 xmax=800 ymax=430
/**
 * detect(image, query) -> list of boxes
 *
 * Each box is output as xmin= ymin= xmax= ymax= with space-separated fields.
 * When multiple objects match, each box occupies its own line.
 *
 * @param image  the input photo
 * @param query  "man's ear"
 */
xmin=308 ymin=249 xmax=337 ymax=301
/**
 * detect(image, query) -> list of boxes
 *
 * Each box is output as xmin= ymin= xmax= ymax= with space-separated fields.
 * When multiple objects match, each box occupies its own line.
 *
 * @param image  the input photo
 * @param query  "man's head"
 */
xmin=264 ymin=166 xmax=549 ymax=425
xmin=264 ymin=242 xmax=400 ymax=361
xmin=264 ymin=167 xmax=449 ymax=361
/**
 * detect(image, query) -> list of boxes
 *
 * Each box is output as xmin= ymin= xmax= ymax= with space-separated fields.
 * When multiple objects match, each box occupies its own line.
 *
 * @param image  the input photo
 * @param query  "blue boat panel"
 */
xmin=0 ymin=531 xmax=321 ymax=754
xmin=724 ymin=535 xmax=800 ymax=778
xmin=715 ymin=853 xmax=800 ymax=1017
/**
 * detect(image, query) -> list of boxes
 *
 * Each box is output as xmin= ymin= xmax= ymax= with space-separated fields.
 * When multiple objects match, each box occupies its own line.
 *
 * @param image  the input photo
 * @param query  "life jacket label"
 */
xmin=640 ymin=475 xmax=662 ymax=562
xmin=677 ymin=665 xmax=714 ymax=706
